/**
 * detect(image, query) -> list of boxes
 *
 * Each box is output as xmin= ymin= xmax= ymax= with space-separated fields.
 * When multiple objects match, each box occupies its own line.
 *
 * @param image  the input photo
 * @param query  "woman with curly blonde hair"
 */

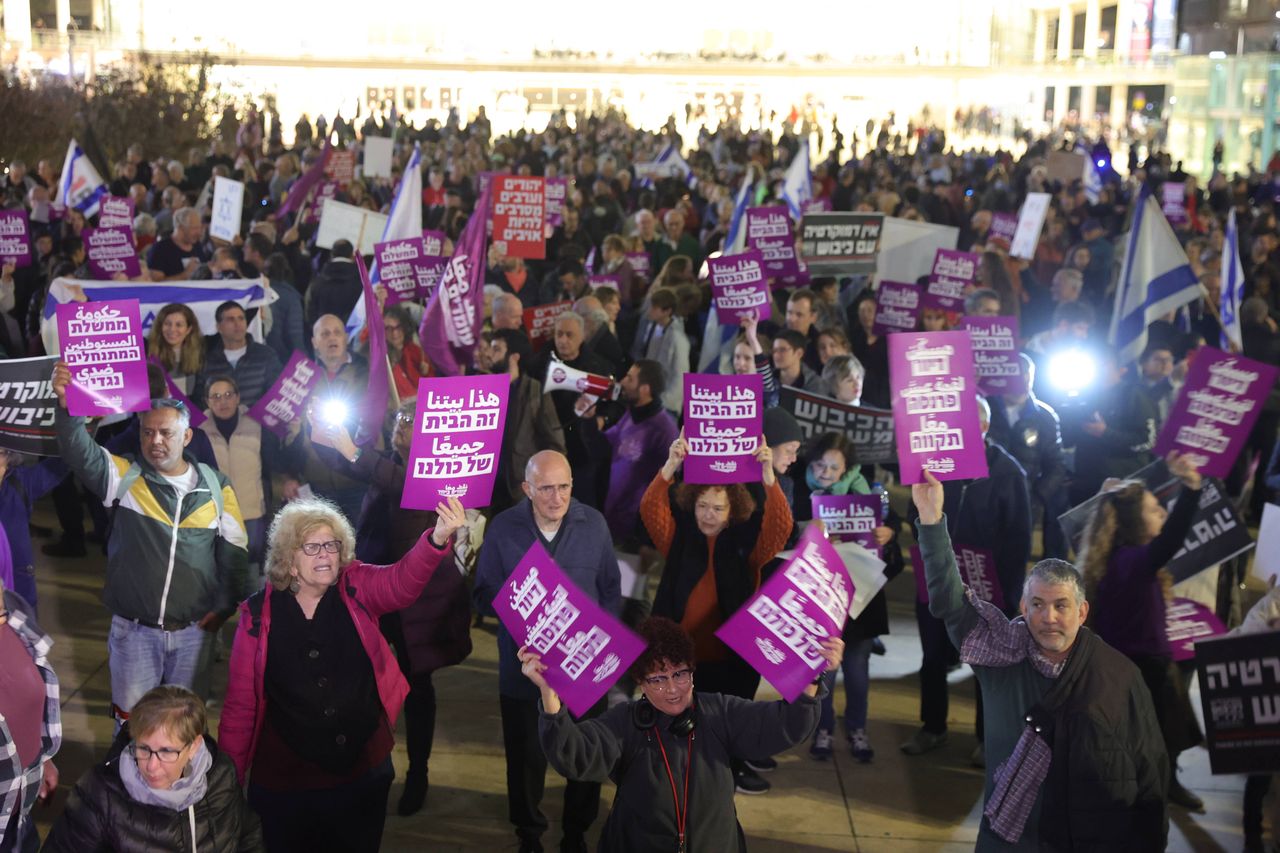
xmin=145 ymin=304 xmax=204 ymax=394
xmin=1076 ymin=450 xmax=1204 ymax=811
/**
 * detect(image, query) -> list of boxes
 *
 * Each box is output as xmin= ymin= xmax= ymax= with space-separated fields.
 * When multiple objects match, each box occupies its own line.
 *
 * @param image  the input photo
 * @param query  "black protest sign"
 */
xmin=0 ymin=356 xmax=58 ymax=456
xmin=779 ymin=386 xmax=895 ymax=464
xmin=1056 ymin=459 xmax=1253 ymax=583
xmin=1195 ymin=631 xmax=1280 ymax=775
xmin=799 ymin=212 xmax=884 ymax=275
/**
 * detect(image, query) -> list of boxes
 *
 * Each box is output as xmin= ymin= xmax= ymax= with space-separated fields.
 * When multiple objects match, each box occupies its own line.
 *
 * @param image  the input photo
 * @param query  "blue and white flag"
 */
xmin=56 ymin=140 xmax=107 ymax=218
xmin=1076 ymin=143 xmax=1102 ymax=204
xmin=635 ymin=143 xmax=695 ymax=189
xmin=722 ymin=165 xmax=755 ymax=256
xmin=41 ymin=277 xmax=274 ymax=355
xmin=698 ymin=166 xmax=756 ymax=372
xmin=1220 ymin=208 xmax=1245 ymax=352
xmin=781 ymin=141 xmax=812 ymax=222
xmin=346 ymin=145 xmax=424 ymax=339
xmin=1109 ymin=187 xmax=1201 ymax=364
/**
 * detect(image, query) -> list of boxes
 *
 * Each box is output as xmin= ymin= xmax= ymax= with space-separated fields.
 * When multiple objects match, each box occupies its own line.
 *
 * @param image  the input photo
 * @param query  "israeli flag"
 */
xmin=346 ymin=144 xmax=424 ymax=339
xmin=697 ymin=166 xmax=756 ymax=372
xmin=723 ymin=164 xmax=755 ymax=256
xmin=1220 ymin=208 xmax=1245 ymax=352
xmin=57 ymin=140 xmax=107 ymax=218
xmin=781 ymin=140 xmax=812 ymax=222
xmin=636 ymin=143 xmax=694 ymax=189
xmin=1076 ymin=143 xmax=1102 ymax=204
xmin=1109 ymin=187 xmax=1201 ymax=364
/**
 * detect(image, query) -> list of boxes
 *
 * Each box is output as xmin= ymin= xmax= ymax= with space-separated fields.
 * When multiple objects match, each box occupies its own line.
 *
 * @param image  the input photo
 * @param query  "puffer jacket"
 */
xmin=41 ymin=733 xmax=264 ymax=853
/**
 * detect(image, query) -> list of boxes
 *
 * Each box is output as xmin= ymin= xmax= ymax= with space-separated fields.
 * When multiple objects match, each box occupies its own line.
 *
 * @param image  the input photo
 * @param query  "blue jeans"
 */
xmin=107 ymin=615 xmax=210 ymax=721
xmin=818 ymin=637 xmax=875 ymax=733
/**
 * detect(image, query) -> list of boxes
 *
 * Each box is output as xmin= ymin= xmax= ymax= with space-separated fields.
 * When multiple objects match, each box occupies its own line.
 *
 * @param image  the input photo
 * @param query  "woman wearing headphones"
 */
xmin=518 ymin=617 xmax=842 ymax=853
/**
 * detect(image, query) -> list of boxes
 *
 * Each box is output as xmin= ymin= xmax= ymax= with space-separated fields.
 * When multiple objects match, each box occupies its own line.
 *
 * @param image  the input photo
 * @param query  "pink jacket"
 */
xmin=218 ymin=530 xmax=451 ymax=784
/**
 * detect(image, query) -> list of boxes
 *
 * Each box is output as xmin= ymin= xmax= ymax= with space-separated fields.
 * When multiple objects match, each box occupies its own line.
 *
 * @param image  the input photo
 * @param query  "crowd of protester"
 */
xmin=0 ymin=99 xmax=1278 ymax=853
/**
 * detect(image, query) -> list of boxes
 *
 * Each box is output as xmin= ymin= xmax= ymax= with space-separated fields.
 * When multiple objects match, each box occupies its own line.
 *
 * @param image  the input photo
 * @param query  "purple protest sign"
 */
xmin=1154 ymin=347 xmax=1280 ymax=478
xmin=625 ymin=252 xmax=651 ymax=282
xmin=1165 ymin=598 xmax=1226 ymax=662
xmin=376 ymin=237 xmax=428 ymax=304
xmin=988 ymin=212 xmax=1017 ymax=245
xmin=245 ymin=350 xmax=320 ymax=439
xmin=403 ymin=374 xmax=509 ymax=510
xmin=746 ymin=206 xmax=801 ymax=282
xmin=709 ymin=250 xmax=771 ymax=325
xmin=889 ymin=330 xmax=989 ymax=484
xmin=925 ymin=249 xmax=978 ymax=312
xmin=98 ymin=196 xmax=136 ymax=229
xmin=811 ymin=494 xmax=881 ymax=552
xmin=683 ymin=373 xmax=763 ymax=485
xmin=804 ymin=197 xmax=833 ymax=214
xmin=954 ymin=545 xmax=1005 ymax=610
xmin=147 ymin=358 xmax=206 ymax=427
xmin=0 ymin=210 xmax=31 ymax=269
xmin=1162 ymin=183 xmax=1188 ymax=228
xmin=304 ymin=180 xmax=340 ymax=225
xmin=716 ymin=525 xmax=853 ymax=701
xmin=545 ymin=177 xmax=568 ymax=228
xmin=961 ymin=315 xmax=1026 ymax=396
xmin=56 ymin=299 xmax=150 ymax=416
xmin=417 ymin=229 xmax=448 ymax=299
xmin=588 ymin=274 xmax=620 ymax=292
xmin=492 ymin=541 xmax=646 ymax=716
xmin=84 ymin=226 xmax=141 ymax=279
xmin=873 ymin=281 xmax=922 ymax=336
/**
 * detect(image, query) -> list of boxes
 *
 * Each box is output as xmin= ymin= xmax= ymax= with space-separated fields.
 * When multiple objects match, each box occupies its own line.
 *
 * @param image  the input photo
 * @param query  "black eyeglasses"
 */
xmin=643 ymin=669 xmax=693 ymax=690
xmin=129 ymin=740 xmax=191 ymax=764
xmin=299 ymin=540 xmax=341 ymax=556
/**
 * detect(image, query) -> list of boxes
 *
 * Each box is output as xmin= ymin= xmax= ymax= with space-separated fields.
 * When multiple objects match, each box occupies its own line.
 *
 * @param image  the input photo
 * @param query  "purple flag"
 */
xmin=925 ymin=249 xmax=978 ymax=312
xmin=545 ymin=177 xmax=568 ymax=228
xmin=147 ymin=357 xmax=206 ymax=427
xmin=0 ymin=210 xmax=31 ymax=269
xmin=420 ymin=182 xmax=492 ymax=375
xmin=98 ymin=196 xmax=135 ymax=229
xmin=56 ymin=299 xmax=150 ymax=416
xmin=988 ymin=212 xmax=1017 ymax=244
xmin=354 ymin=254 xmax=390 ymax=447
xmin=682 ymin=373 xmax=763 ymax=484
xmin=746 ymin=206 xmax=801 ymax=282
xmin=954 ymin=545 xmax=1005 ymax=611
xmin=1166 ymin=598 xmax=1226 ymax=662
xmin=889 ymin=330 xmax=989 ymax=484
xmin=961 ymin=316 xmax=1026 ymax=397
xmin=873 ymin=281 xmax=922 ymax=336
xmin=277 ymin=142 xmax=333 ymax=218
xmin=402 ymin=374 xmax=509 ymax=511
xmin=811 ymin=494 xmax=881 ymax=552
xmin=245 ymin=350 xmax=320 ymax=439
xmin=716 ymin=525 xmax=853 ymax=702
xmin=709 ymin=250 xmax=771 ymax=325
xmin=491 ymin=541 xmax=646 ymax=716
xmin=83 ymin=226 xmax=141 ymax=279
xmin=1154 ymin=347 xmax=1280 ymax=478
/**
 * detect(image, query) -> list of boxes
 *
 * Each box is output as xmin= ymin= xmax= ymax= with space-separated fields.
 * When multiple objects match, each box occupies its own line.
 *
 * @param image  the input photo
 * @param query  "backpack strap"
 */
xmin=197 ymin=463 xmax=224 ymax=519
xmin=245 ymin=589 xmax=266 ymax=639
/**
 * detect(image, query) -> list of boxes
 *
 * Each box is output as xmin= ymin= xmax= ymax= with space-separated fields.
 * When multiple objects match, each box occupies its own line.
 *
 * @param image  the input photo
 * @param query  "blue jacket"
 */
xmin=1 ymin=458 xmax=67 ymax=570
xmin=264 ymin=280 xmax=307 ymax=364
xmin=473 ymin=498 xmax=620 ymax=699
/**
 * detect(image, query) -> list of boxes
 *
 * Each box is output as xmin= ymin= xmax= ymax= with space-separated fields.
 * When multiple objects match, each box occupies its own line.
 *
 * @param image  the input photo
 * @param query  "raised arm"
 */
xmin=354 ymin=497 xmax=463 ymax=615
xmin=912 ymin=470 xmax=982 ymax=647
xmin=1144 ymin=452 xmax=1202 ymax=572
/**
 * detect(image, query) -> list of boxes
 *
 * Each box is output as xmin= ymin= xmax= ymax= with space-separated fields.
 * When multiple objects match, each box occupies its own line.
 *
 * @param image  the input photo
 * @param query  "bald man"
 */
xmin=492 ymin=293 xmax=526 ymax=331
xmin=473 ymin=450 xmax=620 ymax=853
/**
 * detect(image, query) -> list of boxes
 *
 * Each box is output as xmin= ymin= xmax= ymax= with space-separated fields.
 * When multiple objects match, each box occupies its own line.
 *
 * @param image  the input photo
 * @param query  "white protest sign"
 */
xmin=1046 ymin=150 xmax=1086 ymax=184
xmin=1253 ymin=503 xmax=1280 ymax=583
xmin=875 ymin=217 xmax=959 ymax=287
xmin=210 ymin=177 xmax=245 ymax=242
xmin=363 ymin=137 xmax=394 ymax=179
xmin=316 ymin=199 xmax=389 ymax=256
xmin=1010 ymin=192 xmax=1051 ymax=260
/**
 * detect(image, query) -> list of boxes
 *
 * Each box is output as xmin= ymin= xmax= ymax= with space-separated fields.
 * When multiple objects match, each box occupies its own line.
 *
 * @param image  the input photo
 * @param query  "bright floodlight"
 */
xmin=319 ymin=398 xmax=350 ymax=426
xmin=1047 ymin=349 xmax=1097 ymax=398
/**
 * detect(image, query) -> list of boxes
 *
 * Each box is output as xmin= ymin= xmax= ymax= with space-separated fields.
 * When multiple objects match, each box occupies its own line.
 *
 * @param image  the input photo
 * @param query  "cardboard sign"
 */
xmin=97 ymin=196 xmax=136 ymax=229
xmin=245 ymin=350 xmax=320 ymax=439
xmin=545 ymin=177 xmax=568 ymax=228
xmin=210 ymin=176 xmax=245 ymax=242
xmin=889 ymin=330 xmax=989 ymax=484
xmin=716 ymin=525 xmax=853 ymax=702
xmin=1046 ymin=150 xmax=1086 ymax=184
xmin=811 ymin=494 xmax=881 ymax=551
xmin=316 ymin=200 xmax=388 ymax=256
xmin=1166 ymin=598 xmax=1226 ymax=662
xmin=962 ymin=316 xmax=1026 ymax=396
xmin=0 ymin=210 xmax=32 ymax=269
xmin=873 ymin=281 xmax=921 ymax=336
xmin=492 ymin=176 xmax=546 ymax=259
xmin=747 ymin=206 xmax=802 ymax=281
xmin=0 ymin=355 xmax=59 ymax=456
xmin=83 ymin=226 xmax=141 ymax=279
xmin=402 ymin=374 xmax=509 ymax=510
xmin=778 ymin=387 xmax=895 ymax=464
xmin=682 ymin=373 xmax=763 ymax=485
xmin=524 ymin=301 xmax=573 ymax=351
xmin=56 ymin=299 xmax=150 ymax=416
xmin=1010 ymin=192 xmax=1051 ymax=260
xmin=925 ymin=249 xmax=978 ymax=312
xmin=799 ymin=212 xmax=883 ymax=275
xmin=1161 ymin=183 xmax=1188 ymax=228
xmin=1195 ymin=631 xmax=1280 ymax=774
xmin=708 ymin=250 xmax=771 ymax=324
xmin=1154 ymin=348 xmax=1279 ymax=479
xmin=492 ymin=541 xmax=645 ymax=716
xmin=363 ymin=137 xmax=394 ymax=179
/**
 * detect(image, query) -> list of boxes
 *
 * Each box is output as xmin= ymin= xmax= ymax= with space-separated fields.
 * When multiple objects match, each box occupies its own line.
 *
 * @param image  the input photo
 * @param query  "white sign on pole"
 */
xmin=316 ymin=200 xmax=389 ymax=256
xmin=210 ymin=177 xmax=245 ymax=243
xmin=1010 ymin=192 xmax=1051 ymax=260
xmin=875 ymin=217 xmax=959 ymax=286
xmin=1253 ymin=503 xmax=1280 ymax=583
xmin=363 ymin=137 xmax=394 ymax=179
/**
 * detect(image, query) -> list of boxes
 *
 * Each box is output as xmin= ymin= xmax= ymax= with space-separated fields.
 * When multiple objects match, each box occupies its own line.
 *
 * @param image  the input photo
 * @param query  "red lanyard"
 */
xmin=654 ymin=729 xmax=693 ymax=853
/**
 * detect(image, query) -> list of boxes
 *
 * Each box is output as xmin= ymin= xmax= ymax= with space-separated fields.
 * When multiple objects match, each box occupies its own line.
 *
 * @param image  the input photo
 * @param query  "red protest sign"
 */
xmin=325 ymin=150 xmax=356 ymax=185
xmin=524 ymin=301 xmax=572 ymax=351
xmin=492 ymin=176 xmax=546 ymax=260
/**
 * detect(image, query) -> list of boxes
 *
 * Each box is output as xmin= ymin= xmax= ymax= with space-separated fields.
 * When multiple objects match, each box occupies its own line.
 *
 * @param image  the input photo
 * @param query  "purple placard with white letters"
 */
xmin=625 ymin=252 xmax=651 ymax=282
xmin=954 ymin=545 xmax=1005 ymax=611
xmin=418 ymin=229 xmax=448 ymax=300
xmin=98 ymin=196 xmax=136 ymax=229
xmin=1162 ymin=183 xmax=1188 ymax=228
xmin=376 ymin=237 xmax=428 ymax=304
xmin=873 ymin=281 xmax=922 ymax=336
xmin=245 ymin=350 xmax=320 ymax=439
xmin=545 ymin=177 xmax=567 ymax=228
xmin=716 ymin=525 xmax=853 ymax=702
xmin=709 ymin=250 xmax=771 ymax=324
xmin=588 ymin=274 xmax=620 ymax=292
xmin=56 ymin=299 xmax=150 ymax=416
xmin=1166 ymin=598 xmax=1226 ymax=662
xmin=889 ymin=330 xmax=989 ymax=485
xmin=926 ymin=249 xmax=978 ymax=312
xmin=811 ymin=494 xmax=881 ymax=552
xmin=961 ymin=316 xmax=1026 ymax=396
xmin=0 ymin=210 xmax=31 ymax=268
xmin=988 ymin=212 xmax=1018 ymax=244
xmin=402 ymin=374 xmax=509 ymax=510
xmin=683 ymin=373 xmax=763 ymax=485
xmin=746 ymin=206 xmax=801 ymax=282
xmin=492 ymin=541 xmax=646 ymax=716
xmin=84 ymin=226 xmax=142 ymax=279
xmin=305 ymin=180 xmax=340 ymax=225
xmin=1154 ymin=347 xmax=1279 ymax=478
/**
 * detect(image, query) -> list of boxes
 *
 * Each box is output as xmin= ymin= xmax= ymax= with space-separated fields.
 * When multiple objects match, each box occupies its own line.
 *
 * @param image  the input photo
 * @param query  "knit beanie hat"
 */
xmin=762 ymin=407 xmax=803 ymax=447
